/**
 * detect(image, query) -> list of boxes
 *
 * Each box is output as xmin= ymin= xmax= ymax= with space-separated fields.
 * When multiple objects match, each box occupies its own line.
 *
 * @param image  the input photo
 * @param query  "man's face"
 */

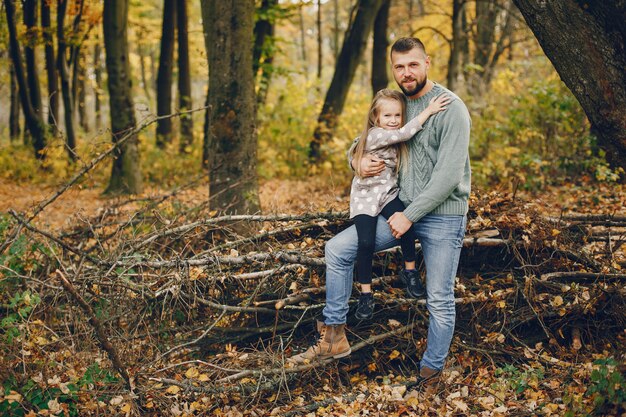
xmin=391 ymin=48 xmax=430 ymax=98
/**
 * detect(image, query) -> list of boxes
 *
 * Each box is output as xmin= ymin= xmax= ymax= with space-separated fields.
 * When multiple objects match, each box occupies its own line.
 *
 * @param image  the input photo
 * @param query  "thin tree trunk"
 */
xmin=447 ymin=0 xmax=465 ymax=91
xmin=103 ymin=0 xmax=143 ymax=194
xmin=201 ymin=0 xmax=260 ymax=214
xmin=317 ymin=0 xmax=322 ymax=79
xmin=139 ymin=44 xmax=152 ymax=102
xmin=57 ymin=0 xmax=77 ymax=161
xmin=41 ymin=0 xmax=59 ymax=133
xmin=156 ymin=0 xmax=176 ymax=149
xmin=77 ymin=54 xmax=89 ymax=131
xmin=94 ymin=36 xmax=103 ymax=131
xmin=371 ymin=0 xmax=390 ymax=94
xmin=24 ymin=0 xmax=43 ymax=120
xmin=298 ymin=4 xmax=307 ymax=78
xmin=309 ymin=0 xmax=385 ymax=164
xmin=332 ymin=0 xmax=339 ymax=59
xmin=512 ymin=0 xmax=626 ymax=172
xmin=10 ymin=62 xmax=22 ymax=142
xmin=4 ymin=0 xmax=48 ymax=158
xmin=177 ymin=0 xmax=193 ymax=153
xmin=253 ymin=0 xmax=277 ymax=105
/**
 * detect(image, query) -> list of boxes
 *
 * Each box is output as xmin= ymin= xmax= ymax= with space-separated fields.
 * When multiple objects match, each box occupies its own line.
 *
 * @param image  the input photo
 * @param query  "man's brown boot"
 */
xmin=287 ymin=321 xmax=351 ymax=365
xmin=418 ymin=365 xmax=442 ymax=389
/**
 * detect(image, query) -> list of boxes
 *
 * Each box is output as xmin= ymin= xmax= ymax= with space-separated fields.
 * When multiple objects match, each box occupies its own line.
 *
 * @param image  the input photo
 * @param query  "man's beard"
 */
xmin=399 ymin=76 xmax=427 ymax=97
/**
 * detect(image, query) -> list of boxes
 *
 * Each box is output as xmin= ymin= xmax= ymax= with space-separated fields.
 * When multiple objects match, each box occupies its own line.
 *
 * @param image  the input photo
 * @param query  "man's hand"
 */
xmin=388 ymin=212 xmax=413 ymax=238
xmin=353 ymin=155 xmax=385 ymax=177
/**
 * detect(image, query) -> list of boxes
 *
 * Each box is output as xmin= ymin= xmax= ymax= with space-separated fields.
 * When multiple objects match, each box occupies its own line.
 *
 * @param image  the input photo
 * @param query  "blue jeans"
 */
xmin=323 ymin=214 xmax=466 ymax=371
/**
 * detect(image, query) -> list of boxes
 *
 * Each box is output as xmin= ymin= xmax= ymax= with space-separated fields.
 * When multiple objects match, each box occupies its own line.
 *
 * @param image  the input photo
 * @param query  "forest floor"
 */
xmin=1 ymin=177 xmax=625 ymax=417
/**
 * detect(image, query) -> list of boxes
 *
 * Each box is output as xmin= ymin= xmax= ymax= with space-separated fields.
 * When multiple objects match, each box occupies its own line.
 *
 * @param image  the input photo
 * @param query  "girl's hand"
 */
xmin=425 ymin=94 xmax=451 ymax=116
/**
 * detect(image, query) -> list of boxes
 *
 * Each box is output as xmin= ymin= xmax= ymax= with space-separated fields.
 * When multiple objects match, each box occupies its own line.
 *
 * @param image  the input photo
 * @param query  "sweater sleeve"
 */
xmin=346 ymin=137 xmax=359 ymax=171
xmin=365 ymin=116 xmax=424 ymax=151
xmin=403 ymin=100 xmax=471 ymax=223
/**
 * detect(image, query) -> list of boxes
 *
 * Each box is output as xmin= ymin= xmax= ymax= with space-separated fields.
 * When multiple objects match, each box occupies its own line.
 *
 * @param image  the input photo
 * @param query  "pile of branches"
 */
xmin=2 ymin=185 xmax=625 ymax=411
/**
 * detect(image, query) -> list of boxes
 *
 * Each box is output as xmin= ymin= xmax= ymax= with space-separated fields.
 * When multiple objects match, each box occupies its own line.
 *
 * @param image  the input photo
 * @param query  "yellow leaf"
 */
xmin=551 ymin=295 xmax=564 ymax=307
xmin=389 ymin=350 xmax=400 ymax=360
xmin=198 ymin=374 xmax=210 ymax=382
xmin=367 ymin=363 xmax=377 ymax=372
xmin=551 ymin=229 xmax=561 ymax=237
xmin=185 ymin=367 xmax=199 ymax=379
xmin=496 ymin=300 xmax=506 ymax=309
xmin=166 ymin=385 xmax=181 ymax=394
xmin=120 ymin=403 xmax=131 ymax=413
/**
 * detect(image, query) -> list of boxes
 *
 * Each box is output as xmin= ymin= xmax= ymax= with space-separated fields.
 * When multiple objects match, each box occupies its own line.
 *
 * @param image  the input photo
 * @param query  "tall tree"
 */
xmin=23 ymin=0 xmax=43 ymax=119
xmin=93 ymin=33 xmax=103 ymax=131
xmin=309 ymin=0 xmax=385 ymax=164
xmin=9 ymin=62 xmax=22 ymax=142
xmin=512 ymin=0 xmax=626 ymax=171
xmin=41 ymin=0 xmax=59 ymax=133
xmin=156 ymin=0 xmax=176 ymax=149
xmin=103 ymin=0 xmax=143 ymax=194
xmin=57 ymin=0 xmax=77 ymax=161
xmin=371 ymin=0 xmax=390 ymax=94
xmin=5 ymin=0 xmax=48 ymax=159
xmin=316 ymin=0 xmax=322 ymax=79
xmin=253 ymin=0 xmax=278 ymax=105
xmin=201 ymin=0 xmax=260 ymax=214
xmin=447 ymin=0 xmax=466 ymax=91
xmin=176 ymin=0 xmax=193 ymax=152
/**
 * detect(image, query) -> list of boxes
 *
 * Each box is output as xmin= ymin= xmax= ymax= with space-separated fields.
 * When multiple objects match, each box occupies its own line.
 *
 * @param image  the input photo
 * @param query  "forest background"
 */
xmin=0 ymin=0 xmax=625 ymax=416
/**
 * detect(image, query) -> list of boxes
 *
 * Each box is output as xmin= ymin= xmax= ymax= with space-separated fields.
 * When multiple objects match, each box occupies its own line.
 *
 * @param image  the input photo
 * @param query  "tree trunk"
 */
xmin=309 ymin=0 xmax=385 ymax=164
xmin=23 ymin=0 xmax=43 ymax=119
xmin=103 ymin=0 xmax=143 ymax=194
xmin=41 ymin=0 xmax=59 ymax=133
xmin=94 ymin=36 xmax=103 ymax=131
xmin=253 ymin=0 xmax=277 ymax=105
xmin=201 ymin=0 xmax=260 ymax=214
xmin=10 ymin=62 xmax=22 ymax=142
xmin=5 ymin=0 xmax=48 ymax=159
xmin=176 ymin=0 xmax=193 ymax=153
xmin=57 ymin=0 xmax=77 ymax=161
xmin=512 ymin=0 xmax=626 ymax=172
xmin=371 ymin=0 xmax=390 ymax=94
xmin=317 ymin=0 xmax=322 ymax=79
xmin=298 ymin=4 xmax=307 ymax=77
xmin=447 ymin=0 xmax=465 ymax=91
xmin=139 ymin=44 xmax=152 ymax=102
xmin=77 ymin=54 xmax=89 ymax=131
xmin=332 ymin=0 xmax=339 ymax=59
xmin=156 ymin=0 xmax=176 ymax=149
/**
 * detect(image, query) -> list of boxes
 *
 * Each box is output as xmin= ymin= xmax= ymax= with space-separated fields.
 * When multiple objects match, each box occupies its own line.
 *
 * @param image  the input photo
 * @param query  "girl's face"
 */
xmin=376 ymin=99 xmax=403 ymax=130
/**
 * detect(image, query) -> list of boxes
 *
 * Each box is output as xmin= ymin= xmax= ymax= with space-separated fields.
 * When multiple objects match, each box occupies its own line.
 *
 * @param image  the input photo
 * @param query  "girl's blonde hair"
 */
xmin=352 ymin=89 xmax=408 ymax=178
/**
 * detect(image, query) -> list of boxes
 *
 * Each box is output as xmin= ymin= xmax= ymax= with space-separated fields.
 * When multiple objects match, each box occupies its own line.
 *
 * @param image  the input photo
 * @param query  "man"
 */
xmin=289 ymin=37 xmax=471 ymax=385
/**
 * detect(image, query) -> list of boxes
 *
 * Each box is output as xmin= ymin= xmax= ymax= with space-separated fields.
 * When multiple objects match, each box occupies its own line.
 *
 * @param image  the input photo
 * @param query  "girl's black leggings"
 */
xmin=353 ymin=196 xmax=417 ymax=285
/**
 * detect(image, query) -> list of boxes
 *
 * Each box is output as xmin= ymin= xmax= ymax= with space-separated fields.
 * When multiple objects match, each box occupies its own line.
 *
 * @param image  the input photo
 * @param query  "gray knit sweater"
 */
xmin=399 ymin=83 xmax=471 ymax=222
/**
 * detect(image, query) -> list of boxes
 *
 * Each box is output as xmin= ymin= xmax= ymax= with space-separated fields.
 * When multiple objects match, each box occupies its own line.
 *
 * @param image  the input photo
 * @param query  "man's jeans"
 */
xmin=322 ymin=214 xmax=466 ymax=371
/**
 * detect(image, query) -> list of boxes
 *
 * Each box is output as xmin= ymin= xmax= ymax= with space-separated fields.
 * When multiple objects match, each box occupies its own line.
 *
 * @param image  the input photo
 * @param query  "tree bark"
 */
xmin=309 ymin=0 xmax=385 ymax=164
xmin=156 ymin=0 xmax=176 ymax=149
xmin=253 ymin=0 xmax=277 ymax=105
xmin=23 ymin=0 xmax=43 ymax=118
xmin=103 ymin=0 xmax=143 ymax=194
xmin=9 ymin=62 xmax=22 ymax=142
xmin=371 ymin=0 xmax=390 ymax=94
xmin=94 ymin=36 xmax=103 ymax=131
xmin=177 ymin=0 xmax=193 ymax=153
xmin=41 ymin=0 xmax=59 ymax=133
xmin=57 ymin=0 xmax=77 ymax=161
xmin=447 ymin=0 xmax=465 ymax=91
xmin=298 ymin=4 xmax=307 ymax=77
xmin=332 ymin=0 xmax=339 ymax=59
xmin=4 ymin=0 xmax=48 ymax=159
xmin=317 ymin=0 xmax=322 ymax=79
xmin=201 ymin=0 xmax=260 ymax=214
xmin=512 ymin=0 xmax=626 ymax=172
xmin=77 ymin=54 xmax=89 ymax=131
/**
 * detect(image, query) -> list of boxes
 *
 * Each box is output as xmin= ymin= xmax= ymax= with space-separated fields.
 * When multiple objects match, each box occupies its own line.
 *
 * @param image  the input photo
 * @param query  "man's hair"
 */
xmin=390 ymin=37 xmax=427 ymax=57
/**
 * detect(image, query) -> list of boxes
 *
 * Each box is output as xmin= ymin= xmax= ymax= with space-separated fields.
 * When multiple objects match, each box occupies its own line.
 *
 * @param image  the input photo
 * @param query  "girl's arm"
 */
xmin=365 ymin=94 xmax=451 ymax=151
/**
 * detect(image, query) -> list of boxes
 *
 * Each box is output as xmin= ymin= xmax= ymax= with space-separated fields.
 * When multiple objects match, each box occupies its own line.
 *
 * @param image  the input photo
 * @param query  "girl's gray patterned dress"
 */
xmin=349 ymin=115 xmax=424 ymax=218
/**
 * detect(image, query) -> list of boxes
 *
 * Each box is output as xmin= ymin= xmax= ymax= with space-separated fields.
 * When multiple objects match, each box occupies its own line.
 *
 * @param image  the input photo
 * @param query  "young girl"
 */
xmin=349 ymin=88 xmax=450 ymax=320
